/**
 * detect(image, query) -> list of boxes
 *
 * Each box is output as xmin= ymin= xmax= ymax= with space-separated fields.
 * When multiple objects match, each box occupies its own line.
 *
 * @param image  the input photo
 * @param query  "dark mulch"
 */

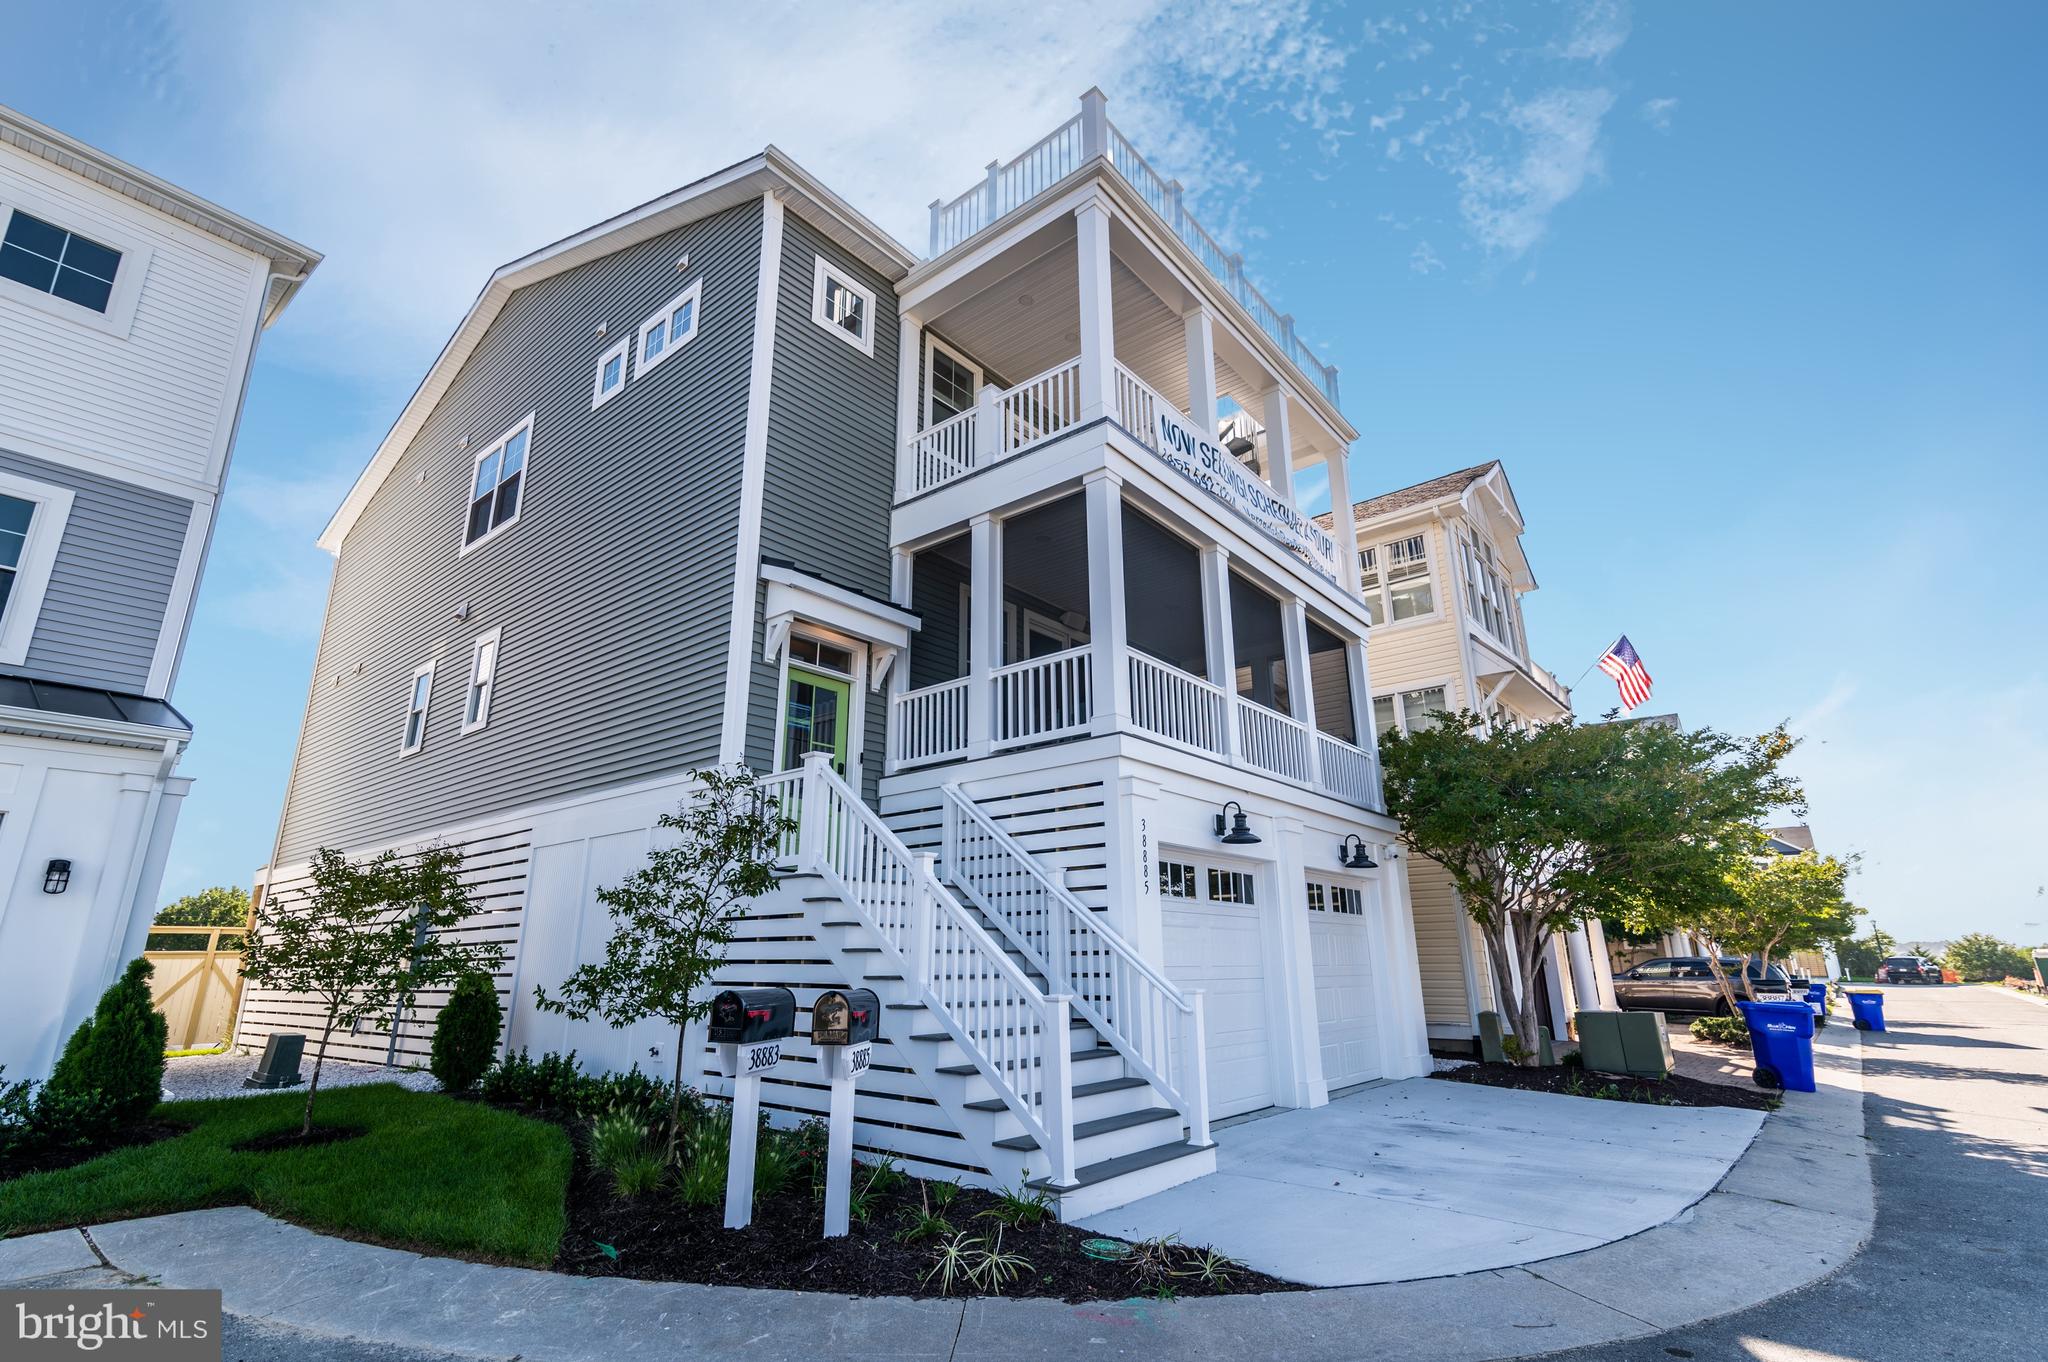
xmin=551 ymin=1132 xmax=1300 ymax=1300
xmin=1431 ymin=1062 xmax=1781 ymax=1112
xmin=229 ymin=1124 xmax=367 ymax=1154
xmin=0 ymin=1120 xmax=191 ymax=1183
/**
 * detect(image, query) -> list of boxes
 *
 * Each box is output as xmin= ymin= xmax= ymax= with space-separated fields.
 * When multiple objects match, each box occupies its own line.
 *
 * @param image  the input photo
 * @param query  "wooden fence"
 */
xmin=144 ymin=924 xmax=246 ymax=1051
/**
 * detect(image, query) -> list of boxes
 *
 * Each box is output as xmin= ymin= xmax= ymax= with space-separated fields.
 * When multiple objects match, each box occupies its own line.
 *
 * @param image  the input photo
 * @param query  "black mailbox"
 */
xmin=707 ymin=987 xmax=796 ymax=1045
xmin=810 ymin=988 xmax=881 ymax=1047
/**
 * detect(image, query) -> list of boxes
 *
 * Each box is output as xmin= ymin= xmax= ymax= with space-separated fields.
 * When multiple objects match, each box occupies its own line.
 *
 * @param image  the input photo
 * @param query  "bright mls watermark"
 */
xmin=3 ymin=1290 xmax=220 ymax=1360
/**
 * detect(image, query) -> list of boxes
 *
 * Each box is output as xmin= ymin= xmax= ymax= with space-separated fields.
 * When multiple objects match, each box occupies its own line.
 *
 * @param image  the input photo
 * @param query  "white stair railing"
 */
xmin=760 ymin=754 xmax=1077 ymax=1183
xmin=941 ymin=785 xmax=1210 ymax=1148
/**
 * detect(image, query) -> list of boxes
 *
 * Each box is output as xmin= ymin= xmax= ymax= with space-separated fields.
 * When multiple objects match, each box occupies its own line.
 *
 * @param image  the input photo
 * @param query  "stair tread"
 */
xmin=934 ymin=1048 xmax=1116 ymax=1076
xmin=820 ymin=921 xmax=861 ymax=928
xmin=908 ymin=1017 xmax=1091 ymax=1043
xmin=866 ymin=974 xmax=905 ymax=982
xmin=991 ymin=1106 xmax=1179 ymax=1151
xmin=1028 ymin=1139 xmax=1216 ymax=1191
xmin=844 ymin=946 xmax=883 ymax=954
xmin=961 ymin=1077 xmax=1144 ymax=1113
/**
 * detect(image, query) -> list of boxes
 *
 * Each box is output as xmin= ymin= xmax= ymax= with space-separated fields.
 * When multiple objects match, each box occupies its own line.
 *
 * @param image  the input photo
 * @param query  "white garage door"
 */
xmin=1308 ymin=879 xmax=1381 ymax=1091
xmin=1161 ymin=859 xmax=1273 ymax=1120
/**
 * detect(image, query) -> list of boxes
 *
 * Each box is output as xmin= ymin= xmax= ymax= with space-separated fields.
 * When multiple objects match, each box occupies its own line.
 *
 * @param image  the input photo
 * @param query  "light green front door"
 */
xmin=782 ymin=667 xmax=851 ymax=775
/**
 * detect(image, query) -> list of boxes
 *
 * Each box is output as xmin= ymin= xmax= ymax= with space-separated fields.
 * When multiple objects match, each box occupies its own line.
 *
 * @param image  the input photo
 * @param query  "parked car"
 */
xmin=1877 ymin=956 xmax=1942 ymax=985
xmin=1614 ymin=957 xmax=1793 ymax=1014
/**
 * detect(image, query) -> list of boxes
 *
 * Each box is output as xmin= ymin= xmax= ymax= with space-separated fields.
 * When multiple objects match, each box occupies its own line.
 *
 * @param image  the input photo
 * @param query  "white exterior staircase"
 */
xmin=760 ymin=753 xmax=1215 ymax=1217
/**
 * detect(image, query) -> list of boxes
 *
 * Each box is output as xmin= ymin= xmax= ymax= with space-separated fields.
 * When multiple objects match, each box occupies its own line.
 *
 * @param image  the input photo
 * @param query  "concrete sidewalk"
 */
xmin=0 ymin=1025 xmax=1871 ymax=1362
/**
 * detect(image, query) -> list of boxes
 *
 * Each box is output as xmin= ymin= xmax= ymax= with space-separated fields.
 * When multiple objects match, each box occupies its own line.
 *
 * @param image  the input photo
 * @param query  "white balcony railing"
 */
xmin=1128 ymin=651 xmax=1228 ymax=756
xmin=908 ymin=408 xmax=975 ymax=493
xmin=891 ymin=675 xmax=973 ymax=767
xmin=1237 ymin=696 xmax=1315 ymax=785
xmin=902 ymin=357 xmax=1086 ymax=498
xmin=991 ymin=645 xmax=1093 ymax=749
xmin=1316 ymin=731 xmax=1378 ymax=807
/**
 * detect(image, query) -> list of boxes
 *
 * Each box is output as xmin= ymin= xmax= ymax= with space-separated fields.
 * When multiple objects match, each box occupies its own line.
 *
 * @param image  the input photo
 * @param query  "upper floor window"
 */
xmin=1458 ymin=528 xmax=1519 ymax=654
xmin=461 ymin=627 xmax=500 ymax=733
xmin=1374 ymin=684 xmax=1448 ymax=737
xmin=0 ymin=210 xmax=120 ymax=314
xmin=811 ymin=256 xmax=875 ymax=356
xmin=400 ymin=661 xmax=434 ymax=755
xmin=463 ymin=415 xmax=531 ymax=550
xmin=591 ymin=337 xmax=629 ymax=409
xmin=637 ymin=280 xmax=701 ymax=375
xmin=0 ymin=473 xmax=76 ymax=667
xmin=0 ymin=494 xmax=36 ymax=621
xmin=926 ymin=337 xmax=981 ymax=425
xmin=1358 ymin=533 xmax=1434 ymax=625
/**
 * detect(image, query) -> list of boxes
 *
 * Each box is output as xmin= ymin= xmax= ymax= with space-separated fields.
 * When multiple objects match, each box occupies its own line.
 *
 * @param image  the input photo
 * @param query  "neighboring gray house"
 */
xmin=0 ymin=103 xmax=318 ymax=1079
xmin=252 ymin=94 xmax=1428 ymax=1217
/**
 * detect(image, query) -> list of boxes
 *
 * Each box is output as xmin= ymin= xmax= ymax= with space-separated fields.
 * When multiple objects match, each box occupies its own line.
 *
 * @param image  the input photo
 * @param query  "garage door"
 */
xmin=1308 ymin=879 xmax=1381 ymax=1091
xmin=1161 ymin=859 xmax=1273 ymax=1119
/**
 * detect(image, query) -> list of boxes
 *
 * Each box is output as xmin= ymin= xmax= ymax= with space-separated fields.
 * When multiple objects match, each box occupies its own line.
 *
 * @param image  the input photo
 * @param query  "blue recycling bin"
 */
xmin=1736 ymin=1000 xmax=1817 ymax=1092
xmin=1804 ymin=983 xmax=1830 ymax=1026
xmin=1845 ymin=990 xmax=1886 ymax=1032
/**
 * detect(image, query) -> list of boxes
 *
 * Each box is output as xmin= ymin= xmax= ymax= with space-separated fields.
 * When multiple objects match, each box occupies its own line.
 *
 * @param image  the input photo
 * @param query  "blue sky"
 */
xmin=3 ymin=2 xmax=2042 ymax=945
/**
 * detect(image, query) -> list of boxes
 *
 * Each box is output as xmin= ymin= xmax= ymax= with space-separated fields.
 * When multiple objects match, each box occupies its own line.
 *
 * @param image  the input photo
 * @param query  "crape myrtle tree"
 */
xmin=534 ymin=766 xmax=789 ymax=1163
xmin=1380 ymin=711 xmax=1802 ymax=1062
xmin=240 ymin=845 xmax=502 ymax=1135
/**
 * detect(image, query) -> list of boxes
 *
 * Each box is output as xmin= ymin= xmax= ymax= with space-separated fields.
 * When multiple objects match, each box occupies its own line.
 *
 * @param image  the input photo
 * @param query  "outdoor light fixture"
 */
xmin=1213 ymin=801 xmax=1261 ymax=845
xmin=42 ymin=859 xmax=71 ymax=894
xmin=1339 ymin=835 xmax=1377 ymax=870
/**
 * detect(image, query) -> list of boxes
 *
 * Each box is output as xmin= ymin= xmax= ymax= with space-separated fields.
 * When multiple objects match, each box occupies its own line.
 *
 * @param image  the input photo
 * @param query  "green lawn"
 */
xmin=0 ymin=1084 xmax=571 ymax=1265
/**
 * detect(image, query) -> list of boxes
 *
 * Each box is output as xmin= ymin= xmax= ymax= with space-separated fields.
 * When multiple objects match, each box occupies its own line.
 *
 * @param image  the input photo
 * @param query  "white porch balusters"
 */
xmin=1084 ymin=469 xmax=1131 ymax=735
xmin=1184 ymin=307 xmax=1219 ymax=437
xmin=1263 ymin=386 xmax=1297 ymax=507
xmin=1280 ymin=598 xmax=1321 ymax=788
xmin=967 ymin=513 xmax=1002 ymax=758
xmin=895 ymin=315 xmax=922 ymax=500
xmin=1075 ymin=200 xmax=1117 ymax=426
xmin=1199 ymin=545 xmax=1241 ymax=765
xmin=1325 ymin=446 xmax=1364 ymax=595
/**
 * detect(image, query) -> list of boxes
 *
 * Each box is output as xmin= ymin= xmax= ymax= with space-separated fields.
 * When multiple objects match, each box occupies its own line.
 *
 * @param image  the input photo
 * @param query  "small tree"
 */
xmin=1836 ymin=921 xmax=1897 ymax=980
xmin=431 ymin=971 xmax=505 ymax=1093
xmin=44 ymin=958 xmax=169 ymax=1128
xmin=1382 ymin=713 xmax=1801 ymax=1061
xmin=1671 ymin=838 xmax=1860 ymax=1005
xmin=241 ymin=845 xmax=502 ymax=1135
xmin=534 ymin=767 xmax=787 ymax=1161
xmin=1944 ymin=933 xmax=2031 ymax=982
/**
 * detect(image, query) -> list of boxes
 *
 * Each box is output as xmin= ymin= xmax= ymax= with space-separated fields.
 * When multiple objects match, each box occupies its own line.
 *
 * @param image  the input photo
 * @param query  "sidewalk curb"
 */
xmin=9 ymin=1029 xmax=1871 ymax=1362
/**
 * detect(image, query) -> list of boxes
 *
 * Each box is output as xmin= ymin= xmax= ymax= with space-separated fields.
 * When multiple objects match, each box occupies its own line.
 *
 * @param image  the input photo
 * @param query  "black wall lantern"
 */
xmin=1339 ymin=835 xmax=1377 ymax=870
xmin=42 ymin=859 xmax=71 ymax=894
xmin=1213 ymin=801 xmax=1261 ymax=845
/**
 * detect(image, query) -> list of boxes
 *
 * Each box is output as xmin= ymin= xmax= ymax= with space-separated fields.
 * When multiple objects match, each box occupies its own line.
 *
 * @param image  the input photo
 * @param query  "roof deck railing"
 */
xmin=927 ymin=90 xmax=1340 ymax=409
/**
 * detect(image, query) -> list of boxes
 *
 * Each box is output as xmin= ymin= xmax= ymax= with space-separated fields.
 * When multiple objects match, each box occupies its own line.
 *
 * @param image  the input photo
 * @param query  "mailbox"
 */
xmin=707 ymin=987 xmax=796 ymax=1045
xmin=810 ymin=988 xmax=881 ymax=1047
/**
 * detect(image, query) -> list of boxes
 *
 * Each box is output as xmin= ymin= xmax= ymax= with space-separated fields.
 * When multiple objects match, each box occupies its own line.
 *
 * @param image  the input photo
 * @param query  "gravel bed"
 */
xmin=1430 ymin=1056 xmax=1476 ymax=1073
xmin=162 ymin=1052 xmax=439 ymax=1103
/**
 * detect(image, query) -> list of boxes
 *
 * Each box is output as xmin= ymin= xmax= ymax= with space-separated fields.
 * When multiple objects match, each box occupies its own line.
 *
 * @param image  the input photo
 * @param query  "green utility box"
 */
xmin=1576 ymin=1009 xmax=1673 ymax=1078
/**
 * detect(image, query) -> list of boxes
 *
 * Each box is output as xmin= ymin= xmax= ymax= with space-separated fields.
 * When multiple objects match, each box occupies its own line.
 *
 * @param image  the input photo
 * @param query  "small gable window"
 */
xmin=0 ymin=210 xmax=121 ymax=313
xmin=637 ymin=280 xmax=701 ymax=375
xmin=811 ymin=256 xmax=875 ymax=356
xmin=463 ymin=415 xmax=532 ymax=550
xmin=591 ymin=337 xmax=629 ymax=409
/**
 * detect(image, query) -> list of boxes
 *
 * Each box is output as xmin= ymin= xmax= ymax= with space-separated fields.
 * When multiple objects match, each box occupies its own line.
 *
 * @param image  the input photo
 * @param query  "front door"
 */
xmin=781 ymin=667 xmax=851 ymax=776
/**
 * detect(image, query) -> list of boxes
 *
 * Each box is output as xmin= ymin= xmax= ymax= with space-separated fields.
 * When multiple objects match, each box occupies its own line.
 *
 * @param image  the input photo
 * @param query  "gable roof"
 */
xmin=317 ymin=146 xmax=915 ymax=553
xmin=0 ymin=102 xmax=321 ymax=326
xmin=1315 ymin=462 xmax=1499 ymax=531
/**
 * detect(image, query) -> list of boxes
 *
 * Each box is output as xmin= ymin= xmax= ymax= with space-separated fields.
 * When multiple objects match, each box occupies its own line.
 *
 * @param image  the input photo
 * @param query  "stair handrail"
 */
xmin=759 ymin=755 xmax=1077 ymax=1183
xmin=940 ymin=784 xmax=1210 ymax=1146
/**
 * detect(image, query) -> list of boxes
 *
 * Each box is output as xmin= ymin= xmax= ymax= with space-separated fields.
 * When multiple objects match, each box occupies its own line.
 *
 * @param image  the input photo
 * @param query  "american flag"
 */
xmin=1598 ymin=635 xmax=1654 ymax=712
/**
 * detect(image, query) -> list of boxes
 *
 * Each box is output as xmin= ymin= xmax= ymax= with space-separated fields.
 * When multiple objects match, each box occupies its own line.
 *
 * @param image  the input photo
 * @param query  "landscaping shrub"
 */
xmin=1690 ymin=1014 xmax=1750 ymax=1046
xmin=587 ymin=1110 xmax=665 ymax=1198
xmin=44 ymin=958 xmax=167 ymax=1130
xmin=674 ymin=1104 xmax=730 ymax=1207
xmin=478 ymin=1049 xmax=698 ymax=1128
xmin=430 ymin=972 xmax=503 ymax=1093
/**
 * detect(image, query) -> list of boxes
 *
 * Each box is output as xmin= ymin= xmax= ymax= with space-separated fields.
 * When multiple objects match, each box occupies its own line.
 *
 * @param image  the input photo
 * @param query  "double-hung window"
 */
xmin=0 ymin=494 xmax=37 ymax=625
xmin=925 ymin=338 xmax=981 ymax=425
xmin=811 ymin=256 xmax=875 ymax=355
xmin=0 ymin=473 xmax=75 ymax=667
xmin=1374 ymin=684 xmax=1448 ymax=737
xmin=1458 ymin=528 xmax=1519 ymax=654
xmin=400 ymin=661 xmax=435 ymax=755
xmin=0 ymin=210 xmax=121 ymax=313
xmin=463 ymin=415 xmax=531 ymax=549
xmin=461 ymin=627 xmax=501 ymax=733
xmin=637 ymin=279 xmax=701 ymax=375
xmin=1359 ymin=534 xmax=1434 ymax=623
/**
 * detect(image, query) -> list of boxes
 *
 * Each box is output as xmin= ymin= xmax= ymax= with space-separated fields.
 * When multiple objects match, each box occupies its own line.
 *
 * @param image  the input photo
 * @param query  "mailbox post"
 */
xmin=810 ymin=987 xmax=880 ymax=1237
xmin=707 ymin=987 xmax=796 ymax=1230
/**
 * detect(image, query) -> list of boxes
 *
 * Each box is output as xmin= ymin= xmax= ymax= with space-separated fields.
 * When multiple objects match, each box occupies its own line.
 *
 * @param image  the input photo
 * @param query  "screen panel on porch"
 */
xmin=1305 ymin=616 xmax=1355 ymax=744
xmin=1228 ymin=571 xmax=1290 ymax=715
xmin=1122 ymin=508 xmax=1204 ymax=675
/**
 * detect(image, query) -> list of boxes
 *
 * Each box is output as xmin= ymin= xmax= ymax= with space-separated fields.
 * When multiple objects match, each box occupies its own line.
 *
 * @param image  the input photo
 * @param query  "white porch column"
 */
xmin=1325 ymin=447 xmax=1363 ymax=595
xmin=1281 ymin=597 xmax=1320 ymax=787
xmin=1566 ymin=925 xmax=1601 ymax=1021
xmin=1075 ymin=200 xmax=1117 ymax=425
xmin=1183 ymin=307 xmax=1218 ymax=436
xmin=1084 ymin=469 xmax=1131 ymax=735
xmin=967 ymin=513 xmax=1001 ymax=758
xmin=1262 ymin=386 xmax=1297 ymax=507
xmin=1113 ymin=775 xmax=1164 ymax=956
xmin=1271 ymin=817 xmax=1327 ymax=1108
xmin=894 ymin=314 xmax=922 ymax=499
xmin=1380 ymin=848 xmax=1435 ymax=1078
xmin=1199 ymin=545 xmax=1241 ymax=763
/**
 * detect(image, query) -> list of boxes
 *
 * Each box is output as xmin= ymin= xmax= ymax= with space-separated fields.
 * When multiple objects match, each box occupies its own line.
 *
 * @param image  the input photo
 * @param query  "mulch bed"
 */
xmin=229 ymin=1125 xmax=367 ymax=1154
xmin=1431 ymin=1062 xmax=1781 ymax=1112
xmin=0 ymin=1120 xmax=191 ymax=1183
xmin=549 ymin=1127 xmax=1301 ymax=1300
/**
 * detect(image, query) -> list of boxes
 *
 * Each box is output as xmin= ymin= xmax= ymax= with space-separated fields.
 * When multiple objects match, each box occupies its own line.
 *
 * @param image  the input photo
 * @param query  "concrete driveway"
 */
xmin=1078 ymin=1075 xmax=1766 ymax=1286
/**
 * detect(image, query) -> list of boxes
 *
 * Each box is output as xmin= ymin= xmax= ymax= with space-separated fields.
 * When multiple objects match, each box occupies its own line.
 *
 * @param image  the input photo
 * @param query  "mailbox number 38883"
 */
xmin=744 ymin=1042 xmax=782 ymax=1075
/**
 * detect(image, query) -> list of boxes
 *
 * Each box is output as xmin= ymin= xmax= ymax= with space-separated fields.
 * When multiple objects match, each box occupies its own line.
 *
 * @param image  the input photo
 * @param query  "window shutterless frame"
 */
xmin=591 ymin=335 xmax=631 ymax=409
xmin=924 ymin=334 xmax=982 ymax=426
xmin=0 ymin=192 xmax=152 ymax=338
xmin=460 ymin=413 xmax=534 ymax=554
xmin=0 ymin=469 xmax=75 ymax=667
xmin=810 ymin=255 xmax=875 ymax=356
xmin=400 ymin=660 xmax=435 ymax=755
xmin=636 ymin=279 xmax=701 ymax=375
xmin=460 ymin=626 xmax=501 ymax=733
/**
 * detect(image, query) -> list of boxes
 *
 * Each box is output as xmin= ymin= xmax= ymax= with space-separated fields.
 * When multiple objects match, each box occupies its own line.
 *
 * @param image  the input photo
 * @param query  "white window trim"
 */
xmin=810 ymin=255 xmax=875 ymax=356
xmin=1373 ymin=675 xmax=1459 ymax=736
xmin=458 ymin=412 xmax=535 ymax=556
xmin=0 ymin=470 xmax=76 ymax=667
xmin=1359 ymin=528 xmax=1443 ymax=631
xmin=400 ymin=660 xmax=435 ymax=756
xmin=636 ymin=279 xmax=701 ymax=376
xmin=923 ymin=334 xmax=982 ymax=427
xmin=591 ymin=336 xmax=631 ymax=409
xmin=0 ymin=193 xmax=153 ymax=339
xmin=460 ymin=626 xmax=501 ymax=734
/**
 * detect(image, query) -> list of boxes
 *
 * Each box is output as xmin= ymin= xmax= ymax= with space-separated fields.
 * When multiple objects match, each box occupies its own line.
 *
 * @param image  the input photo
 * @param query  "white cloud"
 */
xmin=1409 ymin=240 xmax=1445 ymax=274
xmin=1640 ymin=96 xmax=1680 ymax=131
xmin=1451 ymin=86 xmax=1617 ymax=257
xmin=1555 ymin=0 xmax=1631 ymax=63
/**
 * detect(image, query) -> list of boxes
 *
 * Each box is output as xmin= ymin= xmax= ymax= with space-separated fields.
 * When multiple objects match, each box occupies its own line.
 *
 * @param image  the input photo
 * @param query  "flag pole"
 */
xmin=1570 ymin=638 xmax=1621 ymax=690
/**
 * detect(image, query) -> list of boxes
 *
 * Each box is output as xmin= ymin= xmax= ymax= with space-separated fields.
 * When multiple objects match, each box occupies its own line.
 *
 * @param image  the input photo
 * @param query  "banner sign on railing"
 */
xmin=1150 ymin=408 xmax=1341 ymax=585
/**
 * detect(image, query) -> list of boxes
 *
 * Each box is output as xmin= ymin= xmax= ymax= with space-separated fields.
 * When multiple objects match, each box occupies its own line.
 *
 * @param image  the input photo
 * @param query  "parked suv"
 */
xmin=1614 ymin=957 xmax=1792 ymax=1014
xmin=1877 ymin=956 xmax=1943 ymax=985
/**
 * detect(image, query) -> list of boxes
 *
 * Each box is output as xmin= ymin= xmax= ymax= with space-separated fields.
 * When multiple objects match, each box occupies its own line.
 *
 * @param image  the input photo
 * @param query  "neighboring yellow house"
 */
xmin=1322 ymin=461 xmax=1618 ymax=1051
